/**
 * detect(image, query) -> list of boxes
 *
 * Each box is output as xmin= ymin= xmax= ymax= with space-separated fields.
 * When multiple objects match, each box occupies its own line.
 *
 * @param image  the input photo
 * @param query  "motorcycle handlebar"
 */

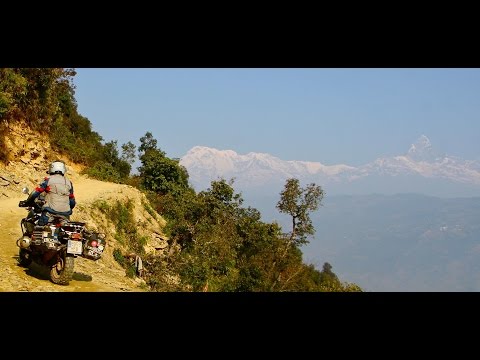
xmin=18 ymin=199 xmax=44 ymax=210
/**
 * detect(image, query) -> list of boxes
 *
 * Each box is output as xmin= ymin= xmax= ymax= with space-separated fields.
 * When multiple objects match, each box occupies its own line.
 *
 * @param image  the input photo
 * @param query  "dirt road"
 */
xmin=0 ymin=175 xmax=146 ymax=292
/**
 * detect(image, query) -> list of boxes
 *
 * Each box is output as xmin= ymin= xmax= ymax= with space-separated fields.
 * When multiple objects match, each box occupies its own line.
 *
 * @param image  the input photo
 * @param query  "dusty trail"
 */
xmin=0 ymin=176 xmax=146 ymax=292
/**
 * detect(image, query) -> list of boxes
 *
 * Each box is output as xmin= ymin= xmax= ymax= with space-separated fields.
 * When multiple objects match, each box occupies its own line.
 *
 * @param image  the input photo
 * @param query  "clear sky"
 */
xmin=73 ymin=68 xmax=480 ymax=166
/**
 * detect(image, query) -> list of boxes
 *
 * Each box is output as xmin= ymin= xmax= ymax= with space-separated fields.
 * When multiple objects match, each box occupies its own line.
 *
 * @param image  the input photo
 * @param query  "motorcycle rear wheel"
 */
xmin=50 ymin=253 xmax=75 ymax=285
xmin=18 ymin=248 xmax=32 ymax=267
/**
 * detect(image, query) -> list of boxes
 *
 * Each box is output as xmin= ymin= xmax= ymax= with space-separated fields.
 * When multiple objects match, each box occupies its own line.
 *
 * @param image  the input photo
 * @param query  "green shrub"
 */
xmin=84 ymin=161 xmax=122 ymax=183
xmin=113 ymin=248 xmax=125 ymax=266
xmin=126 ymin=264 xmax=136 ymax=278
xmin=92 ymin=199 xmax=109 ymax=213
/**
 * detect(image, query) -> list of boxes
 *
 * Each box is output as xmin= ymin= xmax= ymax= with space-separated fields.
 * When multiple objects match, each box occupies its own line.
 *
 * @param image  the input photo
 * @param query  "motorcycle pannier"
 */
xmin=82 ymin=232 xmax=106 ymax=260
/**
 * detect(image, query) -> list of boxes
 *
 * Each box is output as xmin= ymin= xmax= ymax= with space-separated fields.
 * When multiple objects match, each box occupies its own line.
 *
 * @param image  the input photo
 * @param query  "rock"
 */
xmin=0 ymin=174 xmax=13 ymax=183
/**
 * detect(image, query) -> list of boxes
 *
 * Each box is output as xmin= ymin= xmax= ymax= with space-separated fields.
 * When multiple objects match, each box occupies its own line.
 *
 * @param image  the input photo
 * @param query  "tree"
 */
xmin=121 ymin=141 xmax=136 ymax=165
xmin=137 ymin=131 xmax=190 ymax=195
xmin=276 ymin=178 xmax=324 ymax=246
xmin=139 ymin=131 xmax=162 ymax=155
xmin=0 ymin=68 xmax=27 ymax=119
xmin=103 ymin=140 xmax=120 ymax=164
xmin=319 ymin=262 xmax=339 ymax=284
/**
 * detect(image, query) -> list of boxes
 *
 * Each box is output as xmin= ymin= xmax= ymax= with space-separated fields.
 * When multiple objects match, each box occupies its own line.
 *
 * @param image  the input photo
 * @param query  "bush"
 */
xmin=113 ymin=248 xmax=125 ymax=266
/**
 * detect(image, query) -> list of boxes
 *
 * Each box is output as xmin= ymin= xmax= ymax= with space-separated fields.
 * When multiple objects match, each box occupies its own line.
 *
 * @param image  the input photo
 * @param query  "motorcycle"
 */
xmin=17 ymin=187 xmax=106 ymax=285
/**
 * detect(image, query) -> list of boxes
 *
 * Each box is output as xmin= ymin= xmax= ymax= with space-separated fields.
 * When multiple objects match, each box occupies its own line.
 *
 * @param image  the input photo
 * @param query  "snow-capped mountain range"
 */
xmin=180 ymin=135 xmax=480 ymax=197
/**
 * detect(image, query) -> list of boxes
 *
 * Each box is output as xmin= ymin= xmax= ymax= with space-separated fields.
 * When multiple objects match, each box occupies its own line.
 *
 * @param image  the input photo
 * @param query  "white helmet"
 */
xmin=47 ymin=161 xmax=67 ymax=175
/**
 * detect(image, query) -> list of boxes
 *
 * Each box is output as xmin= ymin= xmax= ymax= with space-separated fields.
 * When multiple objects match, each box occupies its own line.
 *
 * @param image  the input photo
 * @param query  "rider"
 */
xmin=22 ymin=160 xmax=76 ymax=226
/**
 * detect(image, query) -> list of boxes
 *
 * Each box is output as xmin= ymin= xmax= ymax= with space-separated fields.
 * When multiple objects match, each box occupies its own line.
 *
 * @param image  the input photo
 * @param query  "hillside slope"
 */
xmin=0 ymin=123 xmax=167 ymax=292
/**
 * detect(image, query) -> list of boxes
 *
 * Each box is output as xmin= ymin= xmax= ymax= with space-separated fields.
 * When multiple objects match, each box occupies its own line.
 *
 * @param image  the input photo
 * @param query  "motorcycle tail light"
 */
xmin=71 ymin=233 xmax=82 ymax=240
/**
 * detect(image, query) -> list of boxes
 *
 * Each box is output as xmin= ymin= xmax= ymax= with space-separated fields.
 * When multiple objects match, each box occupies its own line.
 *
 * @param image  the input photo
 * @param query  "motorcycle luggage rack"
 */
xmin=61 ymin=222 xmax=86 ymax=234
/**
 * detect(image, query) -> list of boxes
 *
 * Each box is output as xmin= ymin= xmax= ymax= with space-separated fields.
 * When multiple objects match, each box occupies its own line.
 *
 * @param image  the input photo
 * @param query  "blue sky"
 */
xmin=73 ymin=68 xmax=480 ymax=166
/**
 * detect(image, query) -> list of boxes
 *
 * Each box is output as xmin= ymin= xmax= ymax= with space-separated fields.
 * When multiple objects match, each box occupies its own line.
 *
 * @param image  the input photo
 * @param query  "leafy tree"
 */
xmin=149 ymin=178 xmax=244 ymax=291
xmin=152 ymin=185 xmax=200 ymax=248
xmin=102 ymin=140 xmax=131 ymax=179
xmin=139 ymin=131 xmax=161 ymax=155
xmin=103 ymin=140 xmax=120 ymax=164
xmin=235 ymin=207 xmax=283 ymax=291
xmin=121 ymin=141 xmax=136 ymax=166
xmin=139 ymin=151 xmax=190 ymax=194
xmin=86 ymin=161 xmax=122 ymax=183
xmin=276 ymin=178 xmax=324 ymax=246
xmin=16 ymin=68 xmax=76 ymax=128
xmin=137 ymin=131 xmax=189 ymax=195
xmin=81 ymin=139 xmax=132 ymax=182
xmin=318 ymin=262 xmax=340 ymax=286
xmin=260 ymin=178 xmax=324 ymax=291
xmin=0 ymin=68 xmax=27 ymax=119
xmin=183 ymin=179 xmax=245 ymax=291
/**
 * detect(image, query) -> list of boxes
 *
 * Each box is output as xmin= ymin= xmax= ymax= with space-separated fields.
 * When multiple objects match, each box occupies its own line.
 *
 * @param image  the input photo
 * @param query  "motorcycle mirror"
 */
xmin=22 ymin=187 xmax=30 ymax=194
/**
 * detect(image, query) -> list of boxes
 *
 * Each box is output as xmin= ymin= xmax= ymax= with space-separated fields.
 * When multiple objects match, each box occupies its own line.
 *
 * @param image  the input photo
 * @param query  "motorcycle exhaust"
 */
xmin=17 ymin=236 xmax=32 ymax=249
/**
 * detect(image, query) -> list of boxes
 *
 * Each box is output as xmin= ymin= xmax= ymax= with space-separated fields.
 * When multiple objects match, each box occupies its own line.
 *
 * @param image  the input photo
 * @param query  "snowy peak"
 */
xmin=407 ymin=135 xmax=444 ymax=162
xmin=409 ymin=135 xmax=432 ymax=152
xmin=184 ymin=146 xmax=239 ymax=159
xmin=181 ymin=146 xmax=238 ymax=179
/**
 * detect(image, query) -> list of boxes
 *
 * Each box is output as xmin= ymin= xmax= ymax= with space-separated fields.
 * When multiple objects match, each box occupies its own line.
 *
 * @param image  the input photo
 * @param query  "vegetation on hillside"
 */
xmin=0 ymin=67 xmax=362 ymax=292
xmin=0 ymin=68 xmax=134 ymax=182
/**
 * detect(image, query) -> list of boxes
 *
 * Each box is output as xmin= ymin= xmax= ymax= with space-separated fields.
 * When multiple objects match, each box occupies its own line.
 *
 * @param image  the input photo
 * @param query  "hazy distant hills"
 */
xmin=305 ymin=194 xmax=480 ymax=292
xmin=180 ymin=135 xmax=480 ymax=198
xmin=180 ymin=136 xmax=480 ymax=291
xmin=243 ymin=193 xmax=480 ymax=292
